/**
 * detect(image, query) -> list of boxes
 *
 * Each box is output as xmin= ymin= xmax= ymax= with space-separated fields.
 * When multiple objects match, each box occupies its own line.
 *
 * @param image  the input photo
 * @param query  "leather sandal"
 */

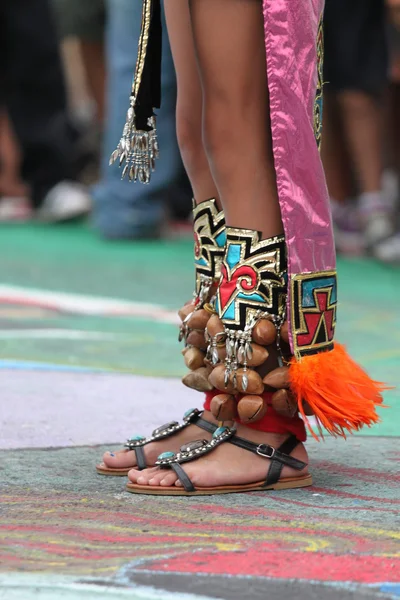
xmin=96 ymin=409 xmax=218 ymax=476
xmin=125 ymin=426 xmax=312 ymax=496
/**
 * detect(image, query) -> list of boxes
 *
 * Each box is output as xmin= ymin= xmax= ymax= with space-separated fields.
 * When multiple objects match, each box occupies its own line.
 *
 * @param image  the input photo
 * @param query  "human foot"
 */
xmin=98 ymin=410 xmax=220 ymax=474
xmin=127 ymin=424 xmax=310 ymax=494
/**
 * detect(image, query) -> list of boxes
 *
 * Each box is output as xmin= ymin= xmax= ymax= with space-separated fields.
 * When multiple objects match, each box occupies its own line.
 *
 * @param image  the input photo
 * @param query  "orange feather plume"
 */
xmin=289 ymin=344 xmax=389 ymax=440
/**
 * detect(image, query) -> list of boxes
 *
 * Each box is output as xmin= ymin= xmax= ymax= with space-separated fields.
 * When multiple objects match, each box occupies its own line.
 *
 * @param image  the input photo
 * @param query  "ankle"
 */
xmin=202 ymin=409 xmax=223 ymax=426
xmin=235 ymin=423 xmax=291 ymax=446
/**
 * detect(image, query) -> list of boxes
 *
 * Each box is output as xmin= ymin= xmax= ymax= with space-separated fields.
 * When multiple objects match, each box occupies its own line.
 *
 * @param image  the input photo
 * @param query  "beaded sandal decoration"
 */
xmin=96 ymin=409 xmax=218 ymax=475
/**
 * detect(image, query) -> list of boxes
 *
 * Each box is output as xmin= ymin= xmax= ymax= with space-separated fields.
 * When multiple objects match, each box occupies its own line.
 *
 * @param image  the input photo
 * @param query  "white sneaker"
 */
xmin=36 ymin=181 xmax=91 ymax=222
xmin=373 ymin=233 xmax=400 ymax=263
xmin=331 ymin=197 xmax=364 ymax=255
xmin=382 ymin=169 xmax=399 ymax=209
xmin=358 ymin=191 xmax=394 ymax=248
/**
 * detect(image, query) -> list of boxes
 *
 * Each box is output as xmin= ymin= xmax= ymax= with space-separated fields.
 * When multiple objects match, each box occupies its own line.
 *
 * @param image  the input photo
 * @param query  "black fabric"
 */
xmin=0 ymin=0 xmax=78 ymax=207
xmin=134 ymin=446 xmax=147 ymax=471
xmin=323 ymin=0 xmax=388 ymax=95
xmin=135 ymin=0 xmax=162 ymax=131
xmin=264 ymin=436 xmax=301 ymax=487
xmin=170 ymin=463 xmax=195 ymax=493
xmin=52 ymin=0 xmax=106 ymax=42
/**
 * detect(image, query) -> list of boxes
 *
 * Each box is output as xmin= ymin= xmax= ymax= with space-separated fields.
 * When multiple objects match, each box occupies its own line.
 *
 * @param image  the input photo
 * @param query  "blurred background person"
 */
xmin=0 ymin=0 xmax=91 ymax=222
xmin=0 ymin=109 xmax=30 ymax=221
xmin=322 ymin=0 xmax=400 ymax=261
xmin=379 ymin=0 xmax=400 ymax=260
xmin=91 ymin=0 xmax=190 ymax=239
xmin=52 ymin=0 xmax=106 ymax=126
xmin=52 ymin=0 xmax=106 ymax=182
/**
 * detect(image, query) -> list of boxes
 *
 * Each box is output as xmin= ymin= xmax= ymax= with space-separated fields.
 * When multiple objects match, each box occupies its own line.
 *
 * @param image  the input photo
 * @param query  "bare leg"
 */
xmin=165 ymin=0 xmax=218 ymax=204
xmin=321 ymin=92 xmax=353 ymax=203
xmin=338 ymin=91 xmax=384 ymax=194
xmin=80 ymin=41 xmax=106 ymax=124
xmin=190 ymin=0 xmax=283 ymax=238
xmin=0 ymin=109 xmax=27 ymax=198
xmin=386 ymin=79 xmax=400 ymax=175
xmin=337 ymin=90 xmax=394 ymax=248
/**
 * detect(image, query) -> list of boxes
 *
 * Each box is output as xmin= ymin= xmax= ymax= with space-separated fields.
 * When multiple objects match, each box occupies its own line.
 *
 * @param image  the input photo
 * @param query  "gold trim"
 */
xmin=132 ymin=0 xmax=152 ymax=100
xmin=225 ymin=228 xmax=285 ymax=248
xmin=314 ymin=13 xmax=324 ymax=150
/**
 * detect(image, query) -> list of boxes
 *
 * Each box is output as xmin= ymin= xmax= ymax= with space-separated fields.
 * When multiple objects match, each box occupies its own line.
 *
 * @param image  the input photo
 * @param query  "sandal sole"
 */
xmin=96 ymin=464 xmax=133 ymax=476
xmin=125 ymin=474 xmax=313 ymax=496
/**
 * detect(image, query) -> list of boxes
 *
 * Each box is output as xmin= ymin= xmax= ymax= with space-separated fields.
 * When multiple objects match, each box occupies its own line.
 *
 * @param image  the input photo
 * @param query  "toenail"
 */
xmin=137 ymin=476 xmax=146 ymax=484
xmin=109 ymin=452 xmax=115 ymax=457
xmin=149 ymin=478 xmax=156 ymax=485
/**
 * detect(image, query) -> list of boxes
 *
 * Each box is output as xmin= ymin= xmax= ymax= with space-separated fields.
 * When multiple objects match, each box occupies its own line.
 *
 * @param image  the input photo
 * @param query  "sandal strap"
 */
xmin=196 ymin=417 xmax=218 ymax=434
xmin=125 ymin=409 xmax=217 ymax=449
xmin=171 ymin=463 xmax=195 ymax=493
xmin=157 ymin=431 xmax=306 ymax=493
xmin=264 ymin=435 xmax=302 ymax=487
xmin=229 ymin=434 xmax=306 ymax=471
xmin=129 ymin=413 xmax=217 ymax=471
xmin=134 ymin=446 xmax=147 ymax=471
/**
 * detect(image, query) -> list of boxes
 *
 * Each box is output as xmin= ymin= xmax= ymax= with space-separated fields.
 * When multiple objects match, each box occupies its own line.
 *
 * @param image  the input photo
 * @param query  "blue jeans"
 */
xmin=93 ymin=0 xmax=182 ymax=238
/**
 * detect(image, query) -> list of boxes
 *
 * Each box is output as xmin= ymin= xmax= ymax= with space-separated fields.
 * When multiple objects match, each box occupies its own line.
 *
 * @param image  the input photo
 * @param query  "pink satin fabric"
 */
xmin=262 ymin=0 xmax=336 ymax=352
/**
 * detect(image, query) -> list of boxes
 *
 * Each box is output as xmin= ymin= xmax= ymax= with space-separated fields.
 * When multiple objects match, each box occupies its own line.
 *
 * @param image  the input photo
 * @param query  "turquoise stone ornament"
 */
xmin=130 ymin=435 xmax=145 ymax=442
xmin=184 ymin=408 xmax=196 ymax=419
xmin=157 ymin=451 xmax=176 ymax=461
xmin=213 ymin=426 xmax=228 ymax=439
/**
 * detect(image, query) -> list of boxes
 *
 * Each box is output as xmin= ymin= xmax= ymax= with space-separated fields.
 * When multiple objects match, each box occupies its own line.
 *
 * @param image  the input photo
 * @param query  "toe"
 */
xmin=148 ymin=470 xmax=170 ymax=487
xmin=174 ymin=462 xmax=207 ymax=488
xmin=128 ymin=466 xmax=158 ymax=484
xmin=103 ymin=449 xmax=137 ymax=469
xmin=160 ymin=472 xmax=178 ymax=487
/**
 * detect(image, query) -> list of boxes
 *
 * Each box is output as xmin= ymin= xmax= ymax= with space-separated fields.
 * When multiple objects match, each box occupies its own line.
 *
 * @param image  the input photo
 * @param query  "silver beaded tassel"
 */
xmin=225 ymin=328 xmax=252 ymax=390
xmin=206 ymin=331 xmax=225 ymax=366
xmin=195 ymin=275 xmax=213 ymax=308
xmin=109 ymin=97 xmax=159 ymax=184
xmin=178 ymin=275 xmax=214 ymax=344
xmin=224 ymin=311 xmax=284 ymax=389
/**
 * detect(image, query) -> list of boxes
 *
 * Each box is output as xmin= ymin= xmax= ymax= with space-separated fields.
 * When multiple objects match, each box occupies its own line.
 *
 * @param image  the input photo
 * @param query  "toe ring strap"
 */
xmin=134 ymin=446 xmax=147 ymax=471
xmin=170 ymin=463 xmax=195 ymax=493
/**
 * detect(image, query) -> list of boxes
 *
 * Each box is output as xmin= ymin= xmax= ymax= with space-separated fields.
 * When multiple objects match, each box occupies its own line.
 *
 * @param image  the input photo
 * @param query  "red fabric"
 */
xmin=242 ymin=393 xmax=307 ymax=442
xmin=204 ymin=391 xmax=307 ymax=442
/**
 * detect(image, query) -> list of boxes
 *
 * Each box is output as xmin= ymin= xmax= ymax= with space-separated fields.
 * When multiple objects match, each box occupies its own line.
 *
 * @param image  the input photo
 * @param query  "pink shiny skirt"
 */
xmin=263 ymin=0 xmax=337 ymax=358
